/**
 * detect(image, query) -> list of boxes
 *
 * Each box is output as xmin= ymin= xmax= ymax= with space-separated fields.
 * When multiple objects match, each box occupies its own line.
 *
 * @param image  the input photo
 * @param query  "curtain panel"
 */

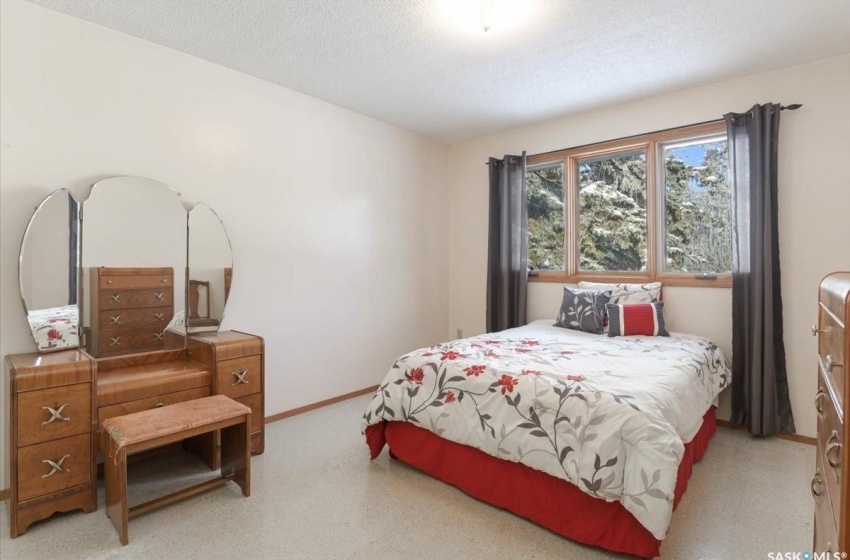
xmin=724 ymin=103 xmax=795 ymax=436
xmin=486 ymin=153 xmax=528 ymax=333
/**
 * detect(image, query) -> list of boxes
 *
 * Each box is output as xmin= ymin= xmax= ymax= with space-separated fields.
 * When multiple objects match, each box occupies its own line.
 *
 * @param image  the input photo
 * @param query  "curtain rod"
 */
xmin=485 ymin=104 xmax=802 ymax=165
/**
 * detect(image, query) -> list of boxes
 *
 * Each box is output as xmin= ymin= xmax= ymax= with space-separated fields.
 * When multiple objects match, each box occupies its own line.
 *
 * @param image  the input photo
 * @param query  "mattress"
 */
xmin=363 ymin=320 xmax=731 ymax=540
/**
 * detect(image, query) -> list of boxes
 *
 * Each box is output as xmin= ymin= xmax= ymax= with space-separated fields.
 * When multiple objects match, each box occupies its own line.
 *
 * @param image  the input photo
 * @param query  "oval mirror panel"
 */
xmin=19 ymin=189 xmax=81 ymax=352
xmin=81 ymin=177 xmax=188 ymax=357
xmin=188 ymin=203 xmax=233 ymax=333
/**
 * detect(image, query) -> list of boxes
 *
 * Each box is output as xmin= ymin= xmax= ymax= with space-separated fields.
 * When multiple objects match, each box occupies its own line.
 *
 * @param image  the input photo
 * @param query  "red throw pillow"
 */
xmin=606 ymin=302 xmax=669 ymax=337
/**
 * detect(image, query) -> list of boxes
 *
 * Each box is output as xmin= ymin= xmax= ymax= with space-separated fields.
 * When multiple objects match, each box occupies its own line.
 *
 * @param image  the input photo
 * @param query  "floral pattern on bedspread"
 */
xmin=362 ymin=323 xmax=730 ymax=540
xmin=27 ymin=305 xmax=79 ymax=351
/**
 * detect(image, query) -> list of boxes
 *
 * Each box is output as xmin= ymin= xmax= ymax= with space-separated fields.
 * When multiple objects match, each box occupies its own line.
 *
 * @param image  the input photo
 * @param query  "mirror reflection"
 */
xmin=19 ymin=189 xmax=81 ymax=352
xmin=187 ymin=204 xmax=233 ymax=332
xmin=81 ymin=177 xmax=188 ymax=357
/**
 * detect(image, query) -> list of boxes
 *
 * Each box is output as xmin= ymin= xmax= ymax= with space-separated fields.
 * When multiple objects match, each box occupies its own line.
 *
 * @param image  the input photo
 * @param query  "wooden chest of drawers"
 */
xmin=189 ymin=331 xmax=265 ymax=455
xmin=6 ymin=350 xmax=96 ymax=537
xmin=813 ymin=272 xmax=850 ymax=554
xmin=89 ymin=267 xmax=174 ymax=357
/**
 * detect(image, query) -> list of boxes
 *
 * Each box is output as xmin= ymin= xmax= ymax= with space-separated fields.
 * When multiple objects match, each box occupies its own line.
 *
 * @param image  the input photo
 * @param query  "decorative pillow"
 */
xmin=554 ymin=287 xmax=611 ymax=334
xmin=577 ymin=281 xmax=662 ymax=305
xmin=607 ymin=302 xmax=669 ymax=337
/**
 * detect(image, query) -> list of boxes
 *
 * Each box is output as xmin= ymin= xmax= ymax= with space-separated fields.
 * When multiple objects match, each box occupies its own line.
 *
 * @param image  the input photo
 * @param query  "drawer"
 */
xmin=97 ymin=386 xmax=211 ymax=430
xmin=99 ymin=308 xmax=172 ymax=332
xmin=236 ymin=393 xmax=264 ymax=435
xmin=99 ymin=274 xmax=172 ymax=290
xmin=814 ymin=450 xmax=840 ymax=554
xmin=11 ymin=350 xmax=92 ymax=393
xmin=817 ymin=384 xmax=843 ymax=531
xmin=98 ymin=328 xmax=168 ymax=356
xmin=217 ymin=355 xmax=262 ymax=399
xmin=819 ymin=305 xmax=846 ymax=410
xmin=99 ymin=289 xmax=173 ymax=311
xmin=17 ymin=433 xmax=91 ymax=502
xmin=17 ymin=383 xmax=91 ymax=447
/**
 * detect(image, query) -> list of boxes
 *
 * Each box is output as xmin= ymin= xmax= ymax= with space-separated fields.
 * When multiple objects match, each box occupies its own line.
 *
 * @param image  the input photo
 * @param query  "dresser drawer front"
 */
xmin=217 ymin=356 xmax=262 ymax=399
xmin=99 ymin=308 xmax=172 ymax=332
xmin=819 ymin=305 xmax=846 ymax=409
xmin=97 ymin=386 xmax=211 ymax=430
xmin=98 ymin=328 xmax=169 ymax=356
xmin=17 ymin=384 xmax=91 ymax=447
xmin=17 ymin=434 xmax=91 ymax=502
xmin=814 ymin=450 xmax=840 ymax=554
xmin=99 ymin=274 xmax=172 ymax=290
xmin=100 ymin=289 xmax=173 ymax=311
xmin=817 ymin=386 xmax=843 ymax=532
xmin=235 ymin=393 xmax=264 ymax=434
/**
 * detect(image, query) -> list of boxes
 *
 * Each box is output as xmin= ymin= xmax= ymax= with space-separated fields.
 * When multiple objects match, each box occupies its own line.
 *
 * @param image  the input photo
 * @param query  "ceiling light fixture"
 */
xmin=440 ymin=0 xmax=537 ymax=35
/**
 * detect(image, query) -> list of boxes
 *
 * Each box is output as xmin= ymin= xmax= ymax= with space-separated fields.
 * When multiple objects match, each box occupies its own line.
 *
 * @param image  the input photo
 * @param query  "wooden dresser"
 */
xmin=6 ymin=350 xmax=97 ymax=537
xmin=813 ymin=272 xmax=850 ymax=554
xmin=6 ymin=331 xmax=265 ymax=536
xmin=189 ymin=331 xmax=265 ymax=454
xmin=89 ymin=267 xmax=174 ymax=357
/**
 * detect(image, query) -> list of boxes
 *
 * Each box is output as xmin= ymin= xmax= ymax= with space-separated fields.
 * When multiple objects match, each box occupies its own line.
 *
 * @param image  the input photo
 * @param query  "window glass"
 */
xmin=662 ymin=137 xmax=731 ymax=273
xmin=526 ymin=163 xmax=565 ymax=271
xmin=577 ymin=151 xmax=647 ymax=272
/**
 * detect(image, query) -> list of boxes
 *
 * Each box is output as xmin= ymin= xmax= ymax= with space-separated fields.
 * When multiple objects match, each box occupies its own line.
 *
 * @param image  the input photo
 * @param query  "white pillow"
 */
xmin=577 ymin=281 xmax=662 ymax=305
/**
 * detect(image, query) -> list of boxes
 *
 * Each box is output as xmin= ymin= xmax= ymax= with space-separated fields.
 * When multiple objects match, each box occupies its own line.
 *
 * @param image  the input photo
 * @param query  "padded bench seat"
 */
xmin=102 ymin=395 xmax=251 ymax=545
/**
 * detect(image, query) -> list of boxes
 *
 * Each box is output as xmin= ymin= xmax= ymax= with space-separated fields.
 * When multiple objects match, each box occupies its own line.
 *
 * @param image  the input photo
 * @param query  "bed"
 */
xmin=363 ymin=320 xmax=730 ymax=558
xmin=26 ymin=304 xmax=80 ymax=351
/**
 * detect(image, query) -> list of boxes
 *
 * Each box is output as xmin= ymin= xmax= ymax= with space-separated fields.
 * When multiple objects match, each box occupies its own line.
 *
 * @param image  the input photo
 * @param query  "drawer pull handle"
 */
xmin=107 ymin=280 xmax=113 ymax=284
xmin=110 ymin=315 xmax=121 ymax=325
xmin=154 ymin=292 xmax=164 ymax=301
xmin=162 ymin=278 xmax=168 ymax=283
xmin=811 ymin=470 xmax=823 ymax=498
xmin=153 ymin=332 xmax=164 ymax=341
xmin=110 ymin=336 xmax=121 ymax=346
xmin=110 ymin=294 xmax=121 ymax=303
xmin=155 ymin=402 xmax=165 ymax=408
xmin=827 ymin=430 xmax=842 ymax=470
xmin=816 ymin=389 xmax=826 ymax=415
xmin=232 ymin=370 xmax=250 ymax=386
xmin=41 ymin=403 xmax=70 ymax=425
xmin=154 ymin=313 xmax=165 ymax=321
xmin=825 ymin=355 xmax=843 ymax=372
xmin=41 ymin=454 xmax=70 ymax=478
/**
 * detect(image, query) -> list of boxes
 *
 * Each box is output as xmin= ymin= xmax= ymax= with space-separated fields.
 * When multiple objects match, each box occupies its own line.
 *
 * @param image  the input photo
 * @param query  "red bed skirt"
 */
xmin=366 ymin=406 xmax=716 ymax=559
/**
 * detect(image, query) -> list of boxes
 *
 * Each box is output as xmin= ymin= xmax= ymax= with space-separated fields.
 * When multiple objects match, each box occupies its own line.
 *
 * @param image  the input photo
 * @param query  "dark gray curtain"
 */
xmin=725 ymin=103 xmax=795 ymax=435
xmin=486 ymin=152 xmax=528 ymax=333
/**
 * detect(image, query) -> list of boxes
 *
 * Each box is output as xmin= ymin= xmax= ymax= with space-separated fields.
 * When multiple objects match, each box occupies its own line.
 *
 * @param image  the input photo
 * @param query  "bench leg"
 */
xmin=220 ymin=414 xmax=251 ymax=498
xmin=104 ymin=447 xmax=129 ymax=545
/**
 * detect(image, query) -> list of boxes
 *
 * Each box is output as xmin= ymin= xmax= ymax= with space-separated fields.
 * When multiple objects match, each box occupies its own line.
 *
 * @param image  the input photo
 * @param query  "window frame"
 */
xmin=527 ymin=121 xmax=731 ymax=288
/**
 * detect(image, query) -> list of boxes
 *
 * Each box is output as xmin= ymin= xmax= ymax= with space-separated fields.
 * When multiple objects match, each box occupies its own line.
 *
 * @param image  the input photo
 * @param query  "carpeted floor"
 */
xmin=1 ymin=394 xmax=814 ymax=559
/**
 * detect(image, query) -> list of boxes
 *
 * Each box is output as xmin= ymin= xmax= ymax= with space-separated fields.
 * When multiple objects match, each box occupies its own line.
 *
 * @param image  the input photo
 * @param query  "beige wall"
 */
xmin=449 ymin=54 xmax=850 ymax=438
xmin=0 ymin=0 xmax=450 ymax=487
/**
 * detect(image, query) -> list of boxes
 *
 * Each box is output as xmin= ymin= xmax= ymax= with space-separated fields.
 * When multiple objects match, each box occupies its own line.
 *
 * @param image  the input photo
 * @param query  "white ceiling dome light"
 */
xmin=439 ymin=0 xmax=541 ymax=34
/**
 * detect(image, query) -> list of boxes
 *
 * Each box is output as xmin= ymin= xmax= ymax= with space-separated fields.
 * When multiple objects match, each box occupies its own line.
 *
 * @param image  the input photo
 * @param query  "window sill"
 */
xmin=529 ymin=272 xmax=732 ymax=289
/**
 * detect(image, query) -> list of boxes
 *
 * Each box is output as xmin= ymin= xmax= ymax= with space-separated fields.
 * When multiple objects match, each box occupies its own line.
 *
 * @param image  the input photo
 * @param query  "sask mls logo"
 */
xmin=767 ymin=553 xmax=848 ymax=560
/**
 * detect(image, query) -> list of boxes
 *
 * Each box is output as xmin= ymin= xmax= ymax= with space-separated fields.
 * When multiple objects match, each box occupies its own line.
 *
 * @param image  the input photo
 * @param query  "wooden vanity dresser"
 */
xmin=813 ymin=272 xmax=849 ymax=554
xmin=6 ymin=331 xmax=265 ymax=536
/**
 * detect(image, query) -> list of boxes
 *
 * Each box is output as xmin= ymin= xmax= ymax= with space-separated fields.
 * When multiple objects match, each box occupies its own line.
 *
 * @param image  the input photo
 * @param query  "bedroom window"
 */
xmin=526 ymin=121 xmax=731 ymax=287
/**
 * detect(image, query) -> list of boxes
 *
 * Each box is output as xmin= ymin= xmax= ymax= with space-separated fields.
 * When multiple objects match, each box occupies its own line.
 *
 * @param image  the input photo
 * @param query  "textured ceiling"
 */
xmin=23 ymin=0 xmax=850 ymax=142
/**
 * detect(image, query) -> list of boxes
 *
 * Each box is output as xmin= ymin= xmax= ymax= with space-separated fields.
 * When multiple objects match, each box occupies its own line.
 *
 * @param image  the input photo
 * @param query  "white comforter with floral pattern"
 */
xmin=362 ymin=320 xmax=730 ymax=540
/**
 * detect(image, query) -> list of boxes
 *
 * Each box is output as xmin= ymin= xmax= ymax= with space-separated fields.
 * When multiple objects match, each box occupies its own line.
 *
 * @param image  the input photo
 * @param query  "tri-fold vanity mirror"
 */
xmin=20 ymin=176 xmax=233 ymax=357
